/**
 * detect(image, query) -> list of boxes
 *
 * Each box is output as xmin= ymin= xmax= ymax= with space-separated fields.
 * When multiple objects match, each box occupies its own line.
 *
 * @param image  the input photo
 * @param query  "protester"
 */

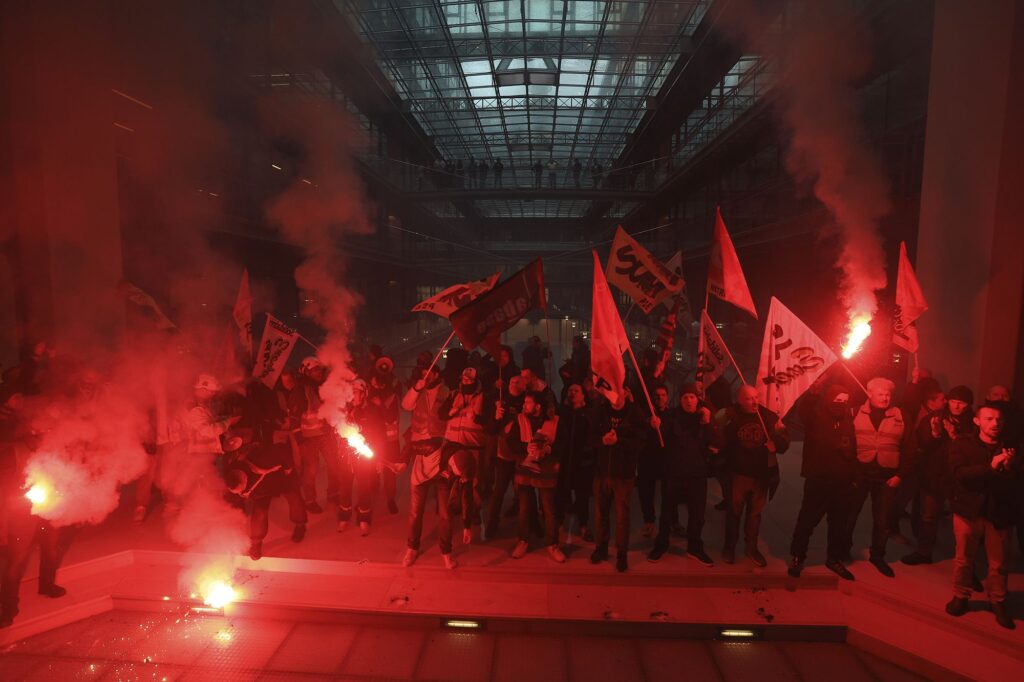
xmin=401 ymin=361 xmax=455 ymax=568
xmin=554 ymin=384 xmax=595 ymax=542
xmin=504 ymin=393 xmax=564 ymax=562
xmin=945 ymin=404 xmax=1017 ymax=629
xmin=788 ymin=382 xmax=857 ymax=580
xmin=521 ymin=336 xmax=549 ymax=380
xmin=438 ymin=366 xmax=489 ymax=543
xmin=336 ymin=379 xmax=383 ymax=535
xmin=902 ymin=385 xmax=974 ymax=566
xmin=648 ymin=383 xmax=716 ymax=566
xmin=848 ymin=377 xmax=912 ymax=577
xmin=720 ymin=385 xmax=789 ymax=567
xmin=291 ymin=357 xmax=341 ymax=513
xmin=591 ymin=394 xmax=647 ymax=572
xmin=637 ymin=385 xmax=670 ymax=538
xmin=368 ymin=356 xmax=403 ymax=515
xmin=485 ymin=374 xmax=527 ymax=540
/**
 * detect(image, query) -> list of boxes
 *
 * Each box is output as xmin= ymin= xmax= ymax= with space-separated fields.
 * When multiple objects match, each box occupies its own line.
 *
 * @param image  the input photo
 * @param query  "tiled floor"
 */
xmin=0 ymin=609 xmax=927 ymax=681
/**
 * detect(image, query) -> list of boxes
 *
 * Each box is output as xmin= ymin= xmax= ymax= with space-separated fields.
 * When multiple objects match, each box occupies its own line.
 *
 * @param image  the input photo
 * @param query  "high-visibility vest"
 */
xmin=853 ymin=405 xmax=904 ymax=469
xmin=444 ymin=390 xmax=486 ymax=448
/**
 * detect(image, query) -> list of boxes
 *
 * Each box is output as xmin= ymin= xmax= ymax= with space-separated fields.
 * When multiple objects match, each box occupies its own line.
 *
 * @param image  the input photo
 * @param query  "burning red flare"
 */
xmin=339 ymin=425 xmax=374 ymax=458
xmin=841 ymin=315 xmax=873 ymax=359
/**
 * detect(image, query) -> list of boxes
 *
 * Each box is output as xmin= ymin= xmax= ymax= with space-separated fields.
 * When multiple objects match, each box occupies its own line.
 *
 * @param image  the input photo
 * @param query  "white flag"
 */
xmin=697 ymin=310 xmax=733 ymax=388
xmin=412 ymin=273 xmax=500 ymax=319
xmin=755 ymin=297 xmax=838 ymax=417
xmin=252 ymin=315 xmax=299 ymax=388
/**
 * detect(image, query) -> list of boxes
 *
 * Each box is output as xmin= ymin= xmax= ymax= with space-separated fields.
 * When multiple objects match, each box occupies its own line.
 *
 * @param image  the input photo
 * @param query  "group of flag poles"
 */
xmin=118 ymin=207 xmax=926 ymax=427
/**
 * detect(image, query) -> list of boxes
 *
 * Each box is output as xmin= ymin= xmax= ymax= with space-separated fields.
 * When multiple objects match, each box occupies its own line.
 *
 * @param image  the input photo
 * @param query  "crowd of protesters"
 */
xmin=1 ymin=338 xmax=1021 ymax=630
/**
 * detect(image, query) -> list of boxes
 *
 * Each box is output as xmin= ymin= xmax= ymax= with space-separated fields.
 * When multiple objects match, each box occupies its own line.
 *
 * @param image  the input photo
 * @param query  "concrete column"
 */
xmin=915 ymin=0 xmax=1024 ymax=395
xmin=0 ymin=3 xmax=124 ymax=359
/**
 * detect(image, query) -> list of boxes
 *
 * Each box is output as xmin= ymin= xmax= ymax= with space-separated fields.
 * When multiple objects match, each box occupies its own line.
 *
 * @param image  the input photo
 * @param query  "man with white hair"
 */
xmin=848 ymin=376 xmax=912 ymax=577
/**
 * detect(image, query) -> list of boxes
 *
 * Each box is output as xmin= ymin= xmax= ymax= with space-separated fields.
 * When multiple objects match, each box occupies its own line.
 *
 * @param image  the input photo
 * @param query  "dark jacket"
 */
xmin=797 ymin=390 xmax=856 ymax=479
xmin=507 ymin=411 xmax=560 ymax=488
xmin=720 ymin=406 xmax=789 ymax=480
xmin=663 ymin=407 xmax=716 ymax=478
xmin=554 ymin=403 xmax=595 ymax=480
xmin=592 ymin=401 xmax=647 ymax=479
xmin=641 ymin=404 xmax=671 ymax=477
xmin=907 ymin=407 xmax=974 ymax=495
xmin=949 ymin=436 xmax=1018 ymax=527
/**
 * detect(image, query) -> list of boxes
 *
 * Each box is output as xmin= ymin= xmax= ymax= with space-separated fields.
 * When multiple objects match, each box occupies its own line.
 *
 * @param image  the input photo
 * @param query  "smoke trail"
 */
xmin=261 ymin=95 xmax=373 ymax=428
xmin=730 ymin=0 xmax=890 ymax=325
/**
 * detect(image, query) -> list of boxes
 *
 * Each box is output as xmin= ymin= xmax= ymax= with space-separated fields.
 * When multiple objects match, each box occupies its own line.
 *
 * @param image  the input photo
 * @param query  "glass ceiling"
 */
xmin=340 ymin=1 xmax=709 ymax=217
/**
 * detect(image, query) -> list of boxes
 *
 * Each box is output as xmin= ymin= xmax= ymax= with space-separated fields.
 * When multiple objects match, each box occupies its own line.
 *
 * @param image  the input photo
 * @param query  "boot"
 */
xmin=590 ymin=544 xmax=609 ymax=564
xmin=38 ymin=584 xmax=67 ymax=598
xmin=615 ymin=552 xmax=628 ymax=573
xmin=992 ymin=602 xmax=1015 ymax=630
xmin=291 ymin=524 xmax=306 ymax=543
xmin=945 ymin=596 xmax=968 ymax=617
xmin=248 ymin=540 xmax=262 ymax=561
xmin=788 ymin=556 xmax=804 ymax=578
xmin=825 ymin=559 xmax=855 ymax=581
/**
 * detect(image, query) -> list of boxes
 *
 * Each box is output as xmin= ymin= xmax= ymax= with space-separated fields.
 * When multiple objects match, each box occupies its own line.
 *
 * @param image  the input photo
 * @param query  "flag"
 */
xmin=450 ymin=260 xmax=546 ymax=356
xmin=697 ymin=310 xmax=734 ymax=388
xmin=117 ymin=281 xmax=177 ymax=331
xmin=233 ymin=269 xmax=254 ymax=358
xmin=590 ymin=251 xmax=629 ymax=404
xmin=755 ymin=297 xmax=838 ymax=417
xmin=664 ymin=250 xmax=696 ymax=334
xmin=652 ymin=297 xmax=681 ymax=379
xmin=411 ymin=272 xmax=501 ymax=319
xmin=252 ymin=314 xmax=299 ymax=388
xmin=893 ymin=241 xmax=928 ymax=353
xmin=605 ymin=226 xmax=684 ymax=313
xmin=707 ymin=207 xmax=757 ymax=318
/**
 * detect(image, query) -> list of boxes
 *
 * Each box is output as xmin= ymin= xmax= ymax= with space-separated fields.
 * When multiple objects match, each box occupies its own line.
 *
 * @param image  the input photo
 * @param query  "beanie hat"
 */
xmin=948 ymin=385 xmax=974 ymax=405
xmin=679 ymin=382 xmax=700 ymax=398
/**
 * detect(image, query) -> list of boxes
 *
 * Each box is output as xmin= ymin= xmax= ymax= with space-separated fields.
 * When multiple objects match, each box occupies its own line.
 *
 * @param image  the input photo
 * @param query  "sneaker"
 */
xmin=547 ymin=545 xmax=567 ymax=564
xmin=641 ymin=522 xmax=656 ymax=538
xmin=870 ymin=558 xmax=895 ymax=578
xmin=511 ymin=540 xmax=529 ymax=559
xmin=38 ymin=584 xmax=67 ymax=599
xmin=402 ymin=548 xmax=418 ymax=567
xmin=945 ymin=596 xmax=968 ymax=617
xmin=387 ymin=499 xmax=399 ymax=515
xmin=616 ymin=552 xmax=628 ymax=573
xmin=647 ymin=545 xmax=668 ymax=563
xmin=901 ymin=552 xmax=932 ymax=566
xmin=305 ymin=501 xmax=324 ymax=514
xmin=291 ymin=524 xmax=306 ymax=543
xmin=337 ymin=520 xmax=348 ymax=533
xmin=132 ymin=506 xmax=146 ymax=524
xmin=825 ymin=559 xmax=855 ymax=581
xmin=787 ymin=556 xmax=803 ymax=578
xmin=721 ymin=546 xmax=735 ymax=564
xmin=746 ymin=549 xmax=767 ymax=568
xmin=590 ymin=544 xmax=609 ymax=564
xmin=442 ymin=553 xmax=457 ymax=570
xmin=992 ymin=602 xmax=1015 ymax=630
xmin=463 ymin=529 xmax=473 ymax=545
xmin=686 ymin=548 xmax=714 ymax=567
xmin=248 ymin=541 xmax=262 ymax=561
xmin=359 ymin=521 xmax=370 ymax=536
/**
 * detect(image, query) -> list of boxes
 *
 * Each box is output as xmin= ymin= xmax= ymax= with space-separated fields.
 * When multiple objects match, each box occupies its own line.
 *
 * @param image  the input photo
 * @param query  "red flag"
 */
xmin=233 ymin=269 xmax=254 ymax=359
xmin=411 ymin=272 xmax=500 ymax=319
xmin=707 ymin=207 xmax=757 ymax=318
xmin=893 ymin=241 xmax=928 ymax=353
xmin=450 ymin=259 xmax=546 ymax=357
xmin=652 ymin=296 xmax=681 ymax=379
xmin=755 ymin=298 xmax=838 ymax=417
xmin=590 ymin=251 xmax=629 ymax=404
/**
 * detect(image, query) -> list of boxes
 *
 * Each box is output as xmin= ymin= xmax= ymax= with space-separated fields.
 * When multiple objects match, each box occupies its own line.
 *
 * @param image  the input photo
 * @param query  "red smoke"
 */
xmin=729 ymin=1 xmax=890 ymax=326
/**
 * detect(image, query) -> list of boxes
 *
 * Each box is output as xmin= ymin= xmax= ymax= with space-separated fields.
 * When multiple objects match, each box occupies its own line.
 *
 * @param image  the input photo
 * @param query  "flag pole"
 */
xmin=424 ymin=329 xmax=457 ymax=378
xmin=840 ymin=361 xmax=869 ymax=396
xmin=297 ymin=333 xmax=320 ymax=352
xmin=625 ymin=345 xmax=664 ymax=447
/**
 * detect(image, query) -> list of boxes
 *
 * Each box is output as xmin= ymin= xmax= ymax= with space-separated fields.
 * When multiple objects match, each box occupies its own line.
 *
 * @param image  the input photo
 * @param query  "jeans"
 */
xmin=337 ymin=457 xmax=378 ymax=524
xmin=849 ymin=473 xmax=897 ymax=560
xmin=656 ymin=476 xmax=707 ymax=551
xmin=724 ymin=474 xmax=768 ymax=552
xmin=593 ymin=476 xmax=634 ymax=552
xmin=407 ymin=475 xmax=453 ymax=554
xmin=914 ymin=489 xmax=945 ymax=558
xmin=299 ymin=433 xmax=341 ymax=504
xmin=518 ymin=485 xmax=557 ymax=546
xmin=556 ymin=466 xmax=593 ymax=529
xmin=637 ymin=455 xmax=661 ymax=525
xmin=953 ymin=514 xmax=1009 ymax=602
xmin=789 ymin=474 xmax=854 ymax=561
xmin=485 ymin=458 xmax=516 ymax=537
xmin=250 ymin=479 xmax=307 ymax=541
